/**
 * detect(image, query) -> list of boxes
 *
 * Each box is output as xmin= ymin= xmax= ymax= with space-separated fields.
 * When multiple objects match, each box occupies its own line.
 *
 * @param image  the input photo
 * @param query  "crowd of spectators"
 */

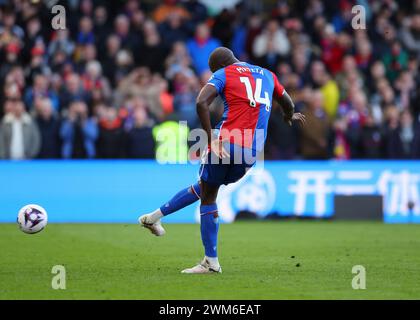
xmin=0 ymin=0 xmax=420 ymax=160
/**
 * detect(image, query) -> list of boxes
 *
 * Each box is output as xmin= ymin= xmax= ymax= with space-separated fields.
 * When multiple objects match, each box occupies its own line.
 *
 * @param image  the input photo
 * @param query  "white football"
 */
xmin=17 ymin=204 xmax=48 ymax=234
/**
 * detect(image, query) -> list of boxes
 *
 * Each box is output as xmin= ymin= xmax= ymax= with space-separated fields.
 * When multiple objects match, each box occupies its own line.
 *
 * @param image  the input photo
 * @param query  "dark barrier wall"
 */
xmin=0 ymin=160 xmax=419 ymax=223
xmin=334 ymin=195 xmax=383 ymax=220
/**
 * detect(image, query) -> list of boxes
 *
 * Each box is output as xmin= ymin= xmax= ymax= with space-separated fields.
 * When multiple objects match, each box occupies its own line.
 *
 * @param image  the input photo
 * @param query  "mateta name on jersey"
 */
xmin=235 ymin=66 xmax=264 ymax=75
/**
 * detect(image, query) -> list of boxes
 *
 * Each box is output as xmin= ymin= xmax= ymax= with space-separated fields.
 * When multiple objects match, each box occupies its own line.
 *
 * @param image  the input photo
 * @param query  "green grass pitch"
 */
xmin=1 ymin=221 xmax=419 ymax=299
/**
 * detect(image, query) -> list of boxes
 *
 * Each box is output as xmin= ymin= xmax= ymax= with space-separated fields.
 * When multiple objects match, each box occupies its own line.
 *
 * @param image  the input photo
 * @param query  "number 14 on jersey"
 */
xmin=239 ymin=77 xmax=271 ymax=111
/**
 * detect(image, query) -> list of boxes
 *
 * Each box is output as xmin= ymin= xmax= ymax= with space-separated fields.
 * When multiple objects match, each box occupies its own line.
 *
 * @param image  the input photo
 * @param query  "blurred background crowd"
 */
xmin=0 ymin=0 xmax=419 ymax=161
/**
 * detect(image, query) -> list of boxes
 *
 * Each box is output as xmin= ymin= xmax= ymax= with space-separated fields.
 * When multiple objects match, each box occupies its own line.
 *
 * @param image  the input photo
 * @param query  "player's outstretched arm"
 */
xmin=278 ymin=91 xmax=294 ymax=124
xmin=196 ymin=84 xmax=229 ymax=159
xmin=277 ymin=90 xmax=305 ymax=126
xmin=196 ymin=84 xmax=218 ymax=146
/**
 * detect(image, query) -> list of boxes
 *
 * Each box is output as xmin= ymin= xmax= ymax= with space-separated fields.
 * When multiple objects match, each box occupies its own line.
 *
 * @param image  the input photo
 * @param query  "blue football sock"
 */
xmin=160 ymin=182 xmax=200 ymax=216
xmin=200 ymin=203 xmax=219 ymax=258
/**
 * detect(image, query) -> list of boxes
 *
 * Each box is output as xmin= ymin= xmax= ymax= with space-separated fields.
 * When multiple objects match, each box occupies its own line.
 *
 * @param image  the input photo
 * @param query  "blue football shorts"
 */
xmin=199 ymin=142 xmax=257 ymax=186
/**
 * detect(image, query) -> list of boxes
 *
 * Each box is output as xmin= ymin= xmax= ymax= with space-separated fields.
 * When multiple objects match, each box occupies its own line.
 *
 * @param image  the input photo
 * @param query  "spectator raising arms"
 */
xmin=60 ymin=101 xmax=98 ymax=159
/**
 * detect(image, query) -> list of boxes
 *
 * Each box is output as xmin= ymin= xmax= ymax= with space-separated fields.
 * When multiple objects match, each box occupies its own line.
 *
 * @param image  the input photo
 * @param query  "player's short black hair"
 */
xmin=208 ymin=47 xmax=239 ymax=73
